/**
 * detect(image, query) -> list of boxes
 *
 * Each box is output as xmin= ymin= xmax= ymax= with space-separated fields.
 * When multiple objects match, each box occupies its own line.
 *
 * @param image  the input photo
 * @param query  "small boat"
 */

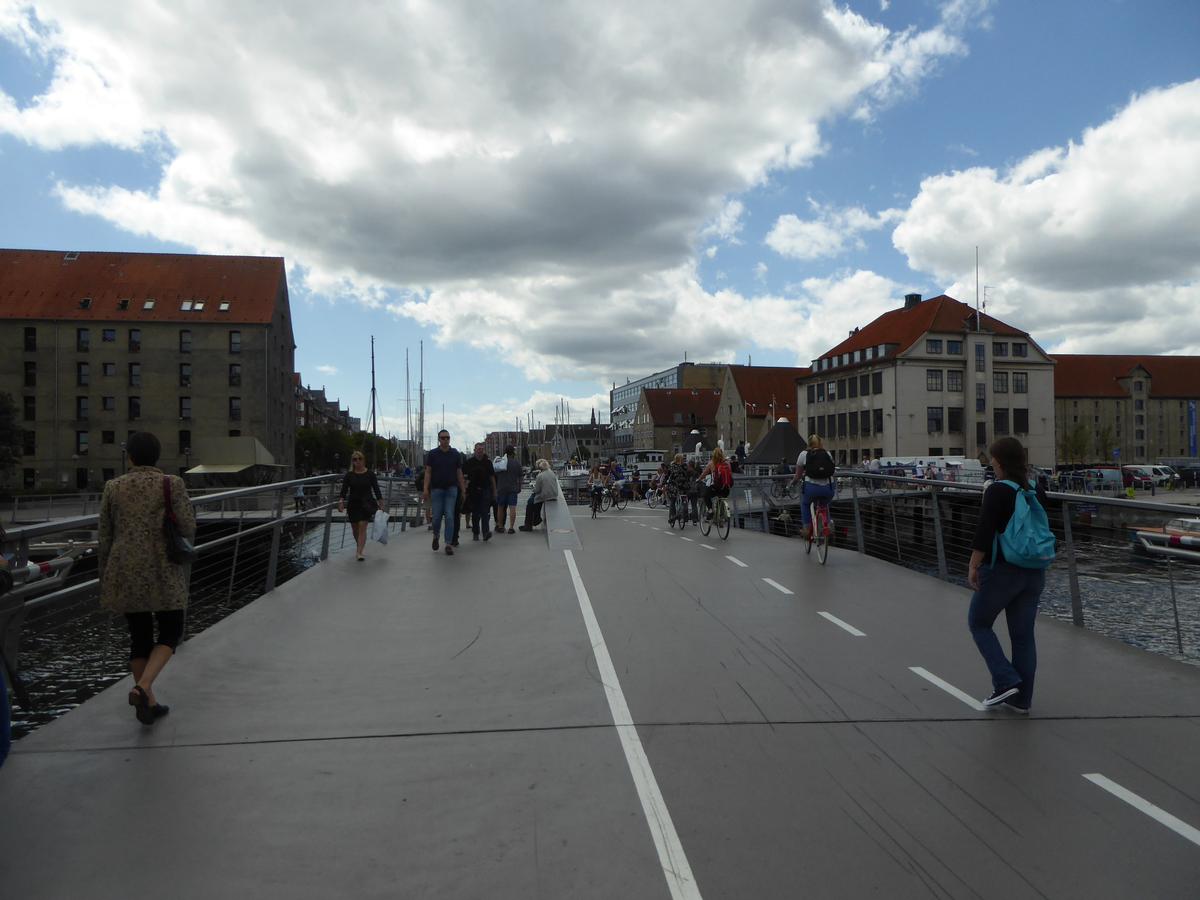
xmin=0 ymin=541 xmax=97 ymax=600
xmin=1132 ymin=518 xmax=1200 ymax=562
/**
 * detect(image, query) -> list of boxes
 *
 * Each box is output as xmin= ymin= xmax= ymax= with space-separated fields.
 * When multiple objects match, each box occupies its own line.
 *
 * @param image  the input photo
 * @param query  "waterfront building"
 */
xmin=0 ymin=249 xmax=296 ymax=490
xmin=795 ymin=294 xmax=1056 ymax=468
xmin=294 ymin=376 xmax=358 ymax=433
xmin=713 ymin=365 xmax=810 ymax=451
xmin=630 ymin=388 xmax=721 ymax=454
xmin=1053 ymin=355 xmax=1200 ymax=465
xmin=610 ymin=362 xmax=726 ymax=450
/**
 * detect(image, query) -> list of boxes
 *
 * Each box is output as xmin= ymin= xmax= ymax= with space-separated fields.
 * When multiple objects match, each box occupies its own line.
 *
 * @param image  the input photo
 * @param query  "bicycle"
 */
xmin=644 ymin=486 xmax=660 ymax=509
xmin=771 ymin=479 xmax=802 ymax=500
xmin=666 ymin=489 xmax=689 ymax=529
xmin=699 ymin=493 xmax=731 ymax=541
xmin=606 ymin=483 xmax=628 ymax=512
xmin=590 ymin=485 xmax=604 ymax=519
xmin=805 ymin=495 xmax=832 ymax=564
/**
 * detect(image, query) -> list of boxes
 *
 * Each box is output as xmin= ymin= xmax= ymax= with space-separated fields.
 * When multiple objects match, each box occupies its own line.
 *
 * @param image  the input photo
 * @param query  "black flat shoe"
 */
xmin=128 ymin=685 xmax=155 ymax=725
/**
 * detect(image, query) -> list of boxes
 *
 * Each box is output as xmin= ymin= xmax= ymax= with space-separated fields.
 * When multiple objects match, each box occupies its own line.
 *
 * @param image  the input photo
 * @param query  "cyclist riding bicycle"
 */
xmin=665 ymin=453 xmax=690 ymax=523
xmin=699 ymin=447 xmax=733 ymax=519
xmin=790 ymin=433 xmax=836 ymax=540
xmin=588 ymin=464 xmax=608 ymax=509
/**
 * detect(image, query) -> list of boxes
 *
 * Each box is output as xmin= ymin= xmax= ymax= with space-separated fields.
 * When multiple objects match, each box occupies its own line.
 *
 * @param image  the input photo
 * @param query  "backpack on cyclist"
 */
xmin=803 ymin=449 xmax=835 ymax=480
xmin=992 ymin=480 xmax=1056 ymax=569
xmin=713 ymin=461 xmax=732 ymax=490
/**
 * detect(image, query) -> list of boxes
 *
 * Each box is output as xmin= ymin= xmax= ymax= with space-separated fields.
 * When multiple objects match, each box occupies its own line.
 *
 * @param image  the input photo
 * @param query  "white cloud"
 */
xmin=315 ymin=364 xmax=338 ymax=376
xmin=0 ymin=0 xmax=982 ymax=379
xmin=754 ymin=261 xmax=768 ymax=282
xmin=893 ymin=79 xmax=1200 ymax=354
xmin=766 ymin=200 xmax=902 ymax=260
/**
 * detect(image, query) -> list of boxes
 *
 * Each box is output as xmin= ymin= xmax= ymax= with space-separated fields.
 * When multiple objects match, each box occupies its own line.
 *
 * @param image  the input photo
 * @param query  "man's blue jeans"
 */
xmin=430 ymin=487 xmax=458 ymax=544
xmin=800 ymin=481 xmax=835 ymax=528
xmin=968 ymin=562 xmax=1044 ymax=706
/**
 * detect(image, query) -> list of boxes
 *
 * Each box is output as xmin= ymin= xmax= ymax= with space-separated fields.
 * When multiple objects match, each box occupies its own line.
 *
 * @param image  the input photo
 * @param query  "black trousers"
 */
xmin=125 ymin=610 xmax=186 ymax=660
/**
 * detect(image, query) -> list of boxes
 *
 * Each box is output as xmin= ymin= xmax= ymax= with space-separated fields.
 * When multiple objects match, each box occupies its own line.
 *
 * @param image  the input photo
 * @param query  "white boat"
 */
xmin=1133 ymin=518 xmax=1200 ymax=562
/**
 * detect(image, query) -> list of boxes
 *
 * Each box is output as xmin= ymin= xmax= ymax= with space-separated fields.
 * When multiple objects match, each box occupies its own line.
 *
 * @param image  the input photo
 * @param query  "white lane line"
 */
xmin=564 ymin=551 xmax=703 ymax=899
xmin=725 ymin=555 xmax=748 ymax=567
xmin=679 ymin=536 xmax=694 ymax=542
xmin=908 ymin=667 xmax=986 ymax=711
xmin=639 ymin=523 xmax=648 ymax=527
xmin=700 ymin=544 xmax=716 ymax=551
xmin=762 ymin=578 xmax=793 ymax=595
xmin=651 ymin=526 xmax=661 ymax=531
xmin=1083 ymin=774 xmax=1200 ymax=848
xmin=818 ymin=611 xmax=866 ymax=637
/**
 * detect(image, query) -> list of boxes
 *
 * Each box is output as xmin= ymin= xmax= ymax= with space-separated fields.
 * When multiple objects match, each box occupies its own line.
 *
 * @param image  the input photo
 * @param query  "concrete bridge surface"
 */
xmin=1 ymin=502 xmax=1198 ymax=899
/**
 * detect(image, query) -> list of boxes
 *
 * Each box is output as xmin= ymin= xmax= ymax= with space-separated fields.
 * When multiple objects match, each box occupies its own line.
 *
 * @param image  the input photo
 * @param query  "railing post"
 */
xmin=226 ymin=511 xmax=245 ymax=603
xmin=887 ymin=481 xmax=902 ymax=561
xmin=929 ymin=485 xmax=949 ymax=581
xmin=47 ymin=495 xmax=53 ymax=522
xmin=1166 ymin=559 xmax=1184 ymax=656
xmin=265 ymin=521 xmax=282 ymax=593
xmin=850 ymin=478 xmax=865 ymax=554
xmin=400 ymin=496 xmax=408 ymax=533
xmin=320 ymin=502 xmax=333 ymax=561
xmin=1059 ymin=500 xmax=1085 ymax=627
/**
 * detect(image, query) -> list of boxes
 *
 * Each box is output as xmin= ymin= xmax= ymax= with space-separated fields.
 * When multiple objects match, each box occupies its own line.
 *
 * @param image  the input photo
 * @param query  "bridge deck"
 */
xmin=2 ymin=506 xmax=1198 ymax=898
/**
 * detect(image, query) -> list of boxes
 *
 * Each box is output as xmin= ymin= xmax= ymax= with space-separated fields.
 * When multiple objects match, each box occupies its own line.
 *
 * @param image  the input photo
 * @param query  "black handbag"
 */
xmin=162 ymin=476 xmax=197 ymax=564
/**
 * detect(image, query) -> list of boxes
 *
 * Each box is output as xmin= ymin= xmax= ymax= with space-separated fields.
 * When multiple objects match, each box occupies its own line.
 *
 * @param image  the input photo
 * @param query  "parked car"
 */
xmin=1149 ymin=465 xmax=1181 ymax=488
xmin=1176 ymin=466 xmax=1200 ymax=488
xmin=1121 ymin=466 xmax=1154 ymax=490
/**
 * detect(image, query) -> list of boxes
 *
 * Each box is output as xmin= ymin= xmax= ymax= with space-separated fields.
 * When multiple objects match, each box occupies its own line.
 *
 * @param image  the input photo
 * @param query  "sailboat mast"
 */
xmin=369 ymin=335 xmax=378 ymax=469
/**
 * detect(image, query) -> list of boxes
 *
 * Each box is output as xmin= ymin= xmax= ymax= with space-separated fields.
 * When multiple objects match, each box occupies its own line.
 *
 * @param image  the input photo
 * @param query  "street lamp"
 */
xmin=120 ymin=441 xmax=127 ymax=474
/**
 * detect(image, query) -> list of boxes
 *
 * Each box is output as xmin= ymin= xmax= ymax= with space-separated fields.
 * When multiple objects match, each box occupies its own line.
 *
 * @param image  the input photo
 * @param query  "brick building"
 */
xmin=630 ymin=388 xmax=722 ymax=454
xmin=712 ymin=365 xmax=810 ymax=452
xmin=0 ymin=249 xmax=296 ymax=490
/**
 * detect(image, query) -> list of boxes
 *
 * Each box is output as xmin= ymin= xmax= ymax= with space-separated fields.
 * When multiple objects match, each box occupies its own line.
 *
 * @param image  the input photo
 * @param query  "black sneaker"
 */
xmin=1001 ymin=698 xmax=1030 ymax=715
xmin=483 ymin=531 xmax=492 ymax=541
xmin=472 ymin=533 xmax=480 ymax=541
xmin=432 ymin=536 xmax=439 ymax=551
xmin=445 ymin=546 xmax=454 ymax=556
xmin=982 ymin=685 xmax=1021 ymax=707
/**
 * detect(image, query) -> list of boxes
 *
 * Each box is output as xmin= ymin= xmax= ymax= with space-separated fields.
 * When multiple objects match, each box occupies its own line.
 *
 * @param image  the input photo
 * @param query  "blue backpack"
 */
xmin=992 ymin=480 xmax=1056 ymax=569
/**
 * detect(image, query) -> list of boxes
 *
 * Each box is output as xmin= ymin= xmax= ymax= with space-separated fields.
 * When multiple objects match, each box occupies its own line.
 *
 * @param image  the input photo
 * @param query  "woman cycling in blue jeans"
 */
xmin=791 ymin=434 xmax=836 ymax=539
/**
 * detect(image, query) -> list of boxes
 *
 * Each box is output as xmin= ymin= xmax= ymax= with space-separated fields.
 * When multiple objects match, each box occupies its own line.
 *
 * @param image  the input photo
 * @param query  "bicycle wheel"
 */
xmin=614 ymin=493 xmax=627 ymax=511
xmin=600 ymin=491 xmax=612 ymax=512
xmin=717 ymin=500 xmax=731 ymax=540
xmin=805 ymin=503 xmax=815 ymax=555
xmin=591 ymin=495 xmax=599 ymax=519
xmin=699 ymin=504 xmax=712 ymax=536
xmin=673 ymin=495 xmax=686 ymax=529
xmin=815 ymin=505 xmax=830 ymax=564
xmin=646 ymin=490 xmax=658 ymax=509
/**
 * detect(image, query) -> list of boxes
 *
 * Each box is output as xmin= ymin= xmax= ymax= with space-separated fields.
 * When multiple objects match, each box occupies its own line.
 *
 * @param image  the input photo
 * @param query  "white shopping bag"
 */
xmin=373 ymin=509 xmax=390 ymax=544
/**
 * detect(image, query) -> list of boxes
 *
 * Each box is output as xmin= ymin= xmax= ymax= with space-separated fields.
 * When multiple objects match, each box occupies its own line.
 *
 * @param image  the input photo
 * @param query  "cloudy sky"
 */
xmin=2 ymin=0 xmax=1198 ymax=446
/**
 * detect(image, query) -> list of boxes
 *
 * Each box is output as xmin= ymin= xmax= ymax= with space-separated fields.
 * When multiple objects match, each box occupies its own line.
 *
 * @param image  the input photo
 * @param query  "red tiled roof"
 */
xmin=642 ymin=388 xmax=722 ymax=425
xmin=727 ymin=365 xmax=809 ymax=418
xmin=822 ymin=295 xmax=1027 ymax=361
xmin=0 ymin=249 xmax=286 ymax=324
xmin=1052 ymin=355 xmax=1200 ymax=398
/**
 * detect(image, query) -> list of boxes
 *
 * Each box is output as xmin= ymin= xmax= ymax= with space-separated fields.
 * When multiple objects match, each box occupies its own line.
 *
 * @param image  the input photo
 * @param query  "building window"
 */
xmin=947 ymin=340 xmax=963 ymax=355
xmin=1135 ymin=414 xmax=1144 ymax=425
xmin=1133 ymin=380 xmax=1143 ymax=392
xmin=23 ymin=396 xmax=35 ymax=421
xmin=129 ymin=328 xmax=141 ymax=352
xmin=101 ymin=362 xmax=116 ymax=377
xmin=24 ymin=326 xmax=37 ymax=351
xmin=24 ymin=361 xmax=36 ymax=387
xmin=179 ymin=397 xmax=192 ymax=420
xmin=816 ymin=383 xmax=825 ymax=402
xmin=993 ymin=372 xmax=1008 ymax=393
xmin=102 ymin=328 xmax=116 ymax=342
xmin=1136 ymin=429 xmax=1145 ymax=440
xmin=975 ymin=343 xmax=986 ymax=372
xmin=128 ymin=396 xmax=141 ymax=420
xmin=23 ymin=469 xmax=35 ymax=489
xmin=994 ymin=342 xmax=1009 ymax=357
xmin=807 ymin=417 xmax=816 ymax=436
xmin=128 ymin=362 xmax=141 ymax=387
xmin=948 ymin=407 xmax=964 ymax=433
xmin=849 ymin=412 xmax=859 ymax=435
xmin=180 ymin=363 xmax=192 ymax=387
xmin=1135 ymin=399 xmax=1144 ymax=410
xmin=860 ymin=410 xmax=871 ymax=436
xmin=976 ymin=382 xmax=986 ymax=412
xmin=76 ymin=431 xmax=89 ymax=455
xmin=1014 ymin=408 xmax=1029 ymax=433
xmin=848 ymin=377 xmax=858 ymax=399
xmin=229 ymin=330 xmax=242 ymax=353
xmin=927 ymin=406 xmax=944 ymax=433
xmin=928 ymin=447 xmax=943 ymax=456
xmin=76 ymin=396 xmax=89 ymax=420
xmin=837 ymin=413 xmax=847 ymax=438
xmin=994 ymin=408 xmax=1010 ymax=436
xmin=859 ymin=374 xmax=870 ymax=395
xmin=75 ymin=362 xmax=88 ymax=386
xmin=229 ymin=397 xmax=242 ymax=421
xmin=22 ymin=431 xmax=35 ymax=455
xmin=179 ymin=430 xmax=191 ymax=453
xmin=807 ymin=385 xmax=815 ymax=404
xmin=228 ymin=429 xmax=241 ymax=437
xmin=76 ymin=327 xmax=90 ymax=351
xmin=837 ymin=378 xmax=847 ymax=399
xmin=102 ymin=430 xmax=115 ymax=444
xmin=827 ymin=381 xmax=836 ymax=400
xmin=947 ymin=370 xmax=963 ymax=393
xmin=872 ymin=371 xmax=883 ymax=394
xmin=850 ymin=449 xmax=859 ymax=465
xmin=926 ymin=369 xmax=943 ymax=391
xmin=927 ymin=339 xmax=943 ymax=354
xmin=872 ymin=408 xmax=883 ymax=435
xmin=1012 ymin=342 xmax=1028 ymax=358
xmin=179 ymin=329 xmax=192 ymax=353
xmin=117 ymin=298 xmax=129 ymax=311
xmin=976 ymin=421 xmax=987 ymax=448
xmin=1013 ymin=372 xmax=1028 ymax=394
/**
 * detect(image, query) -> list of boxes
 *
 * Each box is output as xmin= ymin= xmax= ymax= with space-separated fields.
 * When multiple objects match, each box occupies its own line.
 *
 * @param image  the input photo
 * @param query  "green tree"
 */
xmin=1059 ymin=420 xmax=1091 ymax=465
xmin=0 ymin=392 xmax=20 ymax=475
xmin=1094 ymin=423 xmax=1116 ymax=462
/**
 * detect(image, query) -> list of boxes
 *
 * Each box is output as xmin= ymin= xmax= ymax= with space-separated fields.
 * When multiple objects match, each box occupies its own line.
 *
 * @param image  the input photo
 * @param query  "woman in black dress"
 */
xmin=338 ymin=451 xmax=385 ymax=561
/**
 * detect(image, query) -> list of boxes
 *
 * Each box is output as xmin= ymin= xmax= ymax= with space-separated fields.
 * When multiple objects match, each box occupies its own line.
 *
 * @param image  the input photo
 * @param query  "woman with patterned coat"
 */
xmin=98 ymin=431 xmax=196 ymax=726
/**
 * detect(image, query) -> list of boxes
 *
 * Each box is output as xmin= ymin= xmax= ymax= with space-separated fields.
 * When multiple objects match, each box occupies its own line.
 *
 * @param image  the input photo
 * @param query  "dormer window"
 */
xmin=63 ymin=251 xmax=79 ymax=261
xmin=117 ymin=299 xmax=130 ymax=311
xmin=79 ymin=297 xmax=92 ymax=309
xmin=219 ymin=301 xmax=231 ymax=311
xmin=143 ymin=300 xmax=156 ymax=310
xmin=181 ymin=300 xmax=193 ymax=311
xmin=193 ymin=301 xmax=205 ymax=311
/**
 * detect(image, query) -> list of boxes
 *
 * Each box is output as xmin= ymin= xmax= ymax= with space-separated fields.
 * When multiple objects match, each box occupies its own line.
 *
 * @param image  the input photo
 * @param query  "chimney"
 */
xmin=904 ymin=293 xmax=922 ymax=310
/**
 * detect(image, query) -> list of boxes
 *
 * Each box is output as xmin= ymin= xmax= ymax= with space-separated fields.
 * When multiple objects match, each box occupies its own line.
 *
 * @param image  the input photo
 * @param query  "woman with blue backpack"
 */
xmin=967 ymin=436 xmax=1056 ymax=713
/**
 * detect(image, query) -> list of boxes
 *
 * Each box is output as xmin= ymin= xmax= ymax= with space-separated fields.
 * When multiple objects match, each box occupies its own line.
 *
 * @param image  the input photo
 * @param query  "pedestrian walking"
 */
xmin=293 ymin=482 xmax=306 ymax=512
xmin=98 ymin=431 xmax=196 ymax=726
xmin=494 ymin=445 xmax=522 ymax=533
xmin=463 ymin=443 xmax=498 ymax=541
xmin=338 ymin=451 xmax=385 ymax=561
xmin=967 ymin=436 xmax=1053 ymax=713
xmin=424 ymin=430 xmax=467 ymax=555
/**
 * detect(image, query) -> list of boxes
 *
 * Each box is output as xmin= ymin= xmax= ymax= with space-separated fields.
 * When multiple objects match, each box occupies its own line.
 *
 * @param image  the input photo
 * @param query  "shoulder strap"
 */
xmin=162 ymin=476 xmax=178 ymax=524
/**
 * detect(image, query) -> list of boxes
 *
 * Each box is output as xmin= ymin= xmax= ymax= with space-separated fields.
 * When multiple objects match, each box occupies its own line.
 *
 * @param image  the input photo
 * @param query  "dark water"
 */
xmin=9 ymin=517 xmax=358 ymax=739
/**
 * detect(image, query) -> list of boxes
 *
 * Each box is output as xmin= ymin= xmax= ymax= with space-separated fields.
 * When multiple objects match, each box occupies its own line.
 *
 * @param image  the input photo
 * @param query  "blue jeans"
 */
xmin=968 ymin=563 xmax=1044 ymax=706
xmin=801 ymin=481 xmax=835 ymax=528
xmin=430 ymin=486 xmax=458 ymax=544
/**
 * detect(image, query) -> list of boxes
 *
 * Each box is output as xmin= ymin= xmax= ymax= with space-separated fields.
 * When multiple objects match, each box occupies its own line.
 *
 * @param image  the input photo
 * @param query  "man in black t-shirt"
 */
xmin=423 ymin=430 xmax=467 ymax=555
xmin=463 ymin=443 xmax=498 ymax=541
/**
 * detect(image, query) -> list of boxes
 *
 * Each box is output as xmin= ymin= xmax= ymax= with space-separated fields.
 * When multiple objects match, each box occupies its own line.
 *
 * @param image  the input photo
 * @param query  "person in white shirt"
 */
xmin=790 ymin=434 xmax=837 ymax=539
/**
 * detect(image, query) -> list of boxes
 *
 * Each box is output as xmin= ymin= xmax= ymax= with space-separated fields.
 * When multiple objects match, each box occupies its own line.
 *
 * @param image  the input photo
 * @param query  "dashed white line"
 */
xmin=908 ymin=666 xmax=986 ymax=711
xmin=725 ymin=555 xmax=748 ymax=568
xmin=679 ymin=536 xmax=694 ymax=542
xmin=564 ymin=551 xmax=703 ymax=898
xmin=818 ymin=611 xmax=866 ymax=637
xmin=651 ymin=526 xmax=661 ymax=531
xmin=700 ymin=544 xmax=716 ymax=551
xmin=1083 ymin=774 xmax=1200 ymax=848
xmin=762 ymin=578 xmax=793 ymax=595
